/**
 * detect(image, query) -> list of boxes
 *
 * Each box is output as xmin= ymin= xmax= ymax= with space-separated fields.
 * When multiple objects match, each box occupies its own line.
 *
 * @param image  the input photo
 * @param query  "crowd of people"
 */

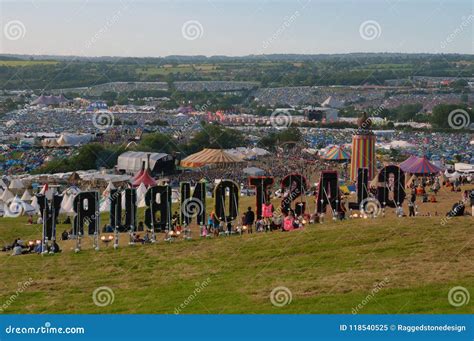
xmin=2 ymin=237 xmax=61 ymax=256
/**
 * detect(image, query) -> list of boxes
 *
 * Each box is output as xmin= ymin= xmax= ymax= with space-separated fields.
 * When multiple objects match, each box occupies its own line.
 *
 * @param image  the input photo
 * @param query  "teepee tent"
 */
xmin=100 ymin=197 xmax=111 ymax=212
xmin=136 ymin=183 xmax=147 ymax=208
xmin=60 ymin=193 xmax=70 ymax=213
xmin=0 ymin=179 xmax=8 ymax=189
xmin=20 ymin=189 xmax=32 ymax=202
xmin=3 ymin=196 xmax=36 ymax=217
xmin=30 ymin=196 xmax=40 ymax=213
xmin=60 ymin=193 xmax=76 ymax=215
xmin=8 ymin=179 xmax=24 ymax=191
xmin=132 ymin=158 xmax=156 ymax=187
xmin=39 ymin=184 xmax=54 ymax=200
xmin=0 ymin=188 xmax=14 ymax=202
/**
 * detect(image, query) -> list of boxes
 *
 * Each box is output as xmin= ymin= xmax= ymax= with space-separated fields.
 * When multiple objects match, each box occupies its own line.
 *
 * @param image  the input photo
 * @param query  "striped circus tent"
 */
xmin=400 ymin=156 xmax=442 ymax=175
xmin=180 ymin=148 xmax=243 ymax=168
xmin=323 ymin=146 xmax=351 ymax=161
xmin=399 ymin=155 xmax=418 ymax=170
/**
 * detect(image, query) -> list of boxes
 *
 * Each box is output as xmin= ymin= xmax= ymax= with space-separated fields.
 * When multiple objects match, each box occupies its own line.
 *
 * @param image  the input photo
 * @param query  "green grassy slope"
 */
xmin=0 ymin=213 xmax=472 ymax=314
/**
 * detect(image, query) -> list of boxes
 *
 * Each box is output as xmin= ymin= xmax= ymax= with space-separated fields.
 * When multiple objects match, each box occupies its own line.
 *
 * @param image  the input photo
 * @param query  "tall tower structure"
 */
xmin=350 ymin=112 xmax=376 ymax=181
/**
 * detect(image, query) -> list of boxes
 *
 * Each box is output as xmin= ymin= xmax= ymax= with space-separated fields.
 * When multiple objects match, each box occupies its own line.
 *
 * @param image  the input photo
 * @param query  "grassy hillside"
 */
xmin=0 ymin=199 xmax=472 ymax=314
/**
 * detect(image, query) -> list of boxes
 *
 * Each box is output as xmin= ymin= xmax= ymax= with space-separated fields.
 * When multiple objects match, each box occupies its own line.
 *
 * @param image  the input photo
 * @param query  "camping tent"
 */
xmin=389 ymin=141 xmax=416 ymax=149
xmin=400 ymin=156 xmax=442 ymax=174
xmin=180 ymin=148 xmax=243 ymax=168
xmin=243 ymin=167 xmax=265 ymax=176
xmin=3 ymin=196 xmax=36 ymax=217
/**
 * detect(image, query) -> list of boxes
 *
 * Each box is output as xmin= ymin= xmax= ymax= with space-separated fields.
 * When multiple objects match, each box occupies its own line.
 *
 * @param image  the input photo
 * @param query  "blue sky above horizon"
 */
xmin=0 ymin=0 xmax=472 ymax=57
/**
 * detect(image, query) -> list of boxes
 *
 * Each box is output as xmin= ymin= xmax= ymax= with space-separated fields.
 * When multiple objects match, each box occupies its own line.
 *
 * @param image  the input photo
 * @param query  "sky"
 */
xmin=0 ymin=0 xmax=472 ymax=57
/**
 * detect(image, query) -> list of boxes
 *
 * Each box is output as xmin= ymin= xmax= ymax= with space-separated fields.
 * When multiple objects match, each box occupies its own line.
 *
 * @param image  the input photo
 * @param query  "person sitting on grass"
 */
xmin=50 ymin=241 xmax=61 ymax=253
xmin=447 ymin=201 xmax=465 ymax=217
xmin=283 ymin=212 xmax=295 ymax=231
xmin=34 ymin=242 xmax=43 ymax=254
xmin=132 ymin=233 xmax=143 ymax=243
xmin=61 ymin=230 xmax=69 ymax=240
xmin=11 ymin=244 xmax=23 ymax=256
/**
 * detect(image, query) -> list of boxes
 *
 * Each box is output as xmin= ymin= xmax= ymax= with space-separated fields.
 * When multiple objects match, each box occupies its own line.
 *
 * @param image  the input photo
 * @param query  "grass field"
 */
xmin=0 ymin=189 xmax=472 ymax=314
xmin=135 ymin=64 xmax=219 ymax=76
xmin=0 ymin=60 xmax=59 ymax=67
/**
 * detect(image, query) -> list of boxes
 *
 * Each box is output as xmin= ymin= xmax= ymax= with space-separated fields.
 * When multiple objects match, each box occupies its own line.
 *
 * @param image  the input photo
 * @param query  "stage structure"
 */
xmin=350 ymin=112 xmax=376 ymax=181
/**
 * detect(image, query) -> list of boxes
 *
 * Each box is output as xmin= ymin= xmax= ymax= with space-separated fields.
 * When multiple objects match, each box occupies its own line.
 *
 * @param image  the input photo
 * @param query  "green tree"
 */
xmin=137 ymin=133 xmax=178 ymax=154
xmin=431 ymin=103 xmax=472 ymax=128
